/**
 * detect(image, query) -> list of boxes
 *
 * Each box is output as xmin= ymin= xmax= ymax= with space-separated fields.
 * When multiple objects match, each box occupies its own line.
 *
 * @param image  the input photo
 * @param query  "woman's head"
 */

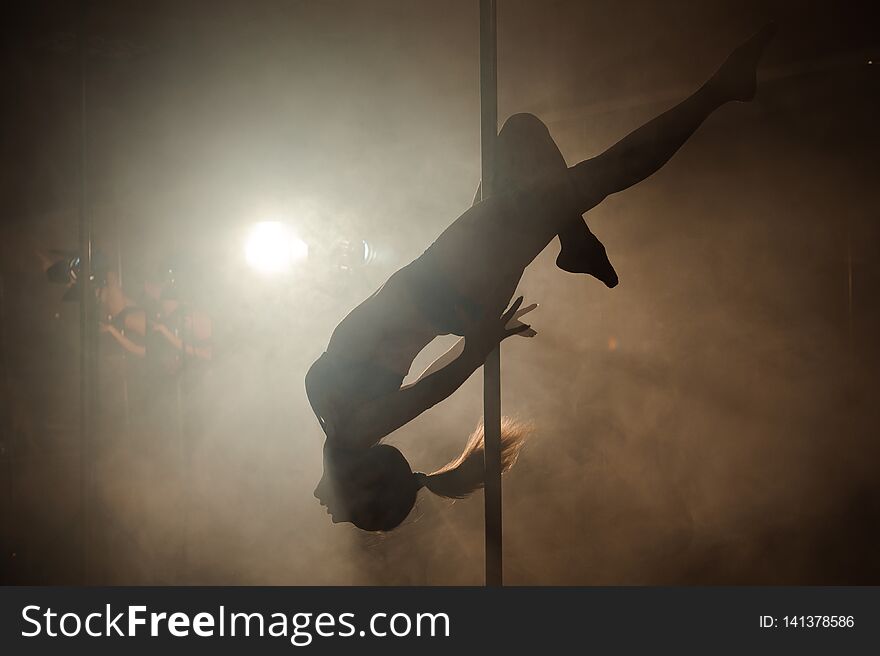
xmin=315 ymin=444 xmax=418 ymax=531
xmin=314 ymin=418 xmax=530 ymax=531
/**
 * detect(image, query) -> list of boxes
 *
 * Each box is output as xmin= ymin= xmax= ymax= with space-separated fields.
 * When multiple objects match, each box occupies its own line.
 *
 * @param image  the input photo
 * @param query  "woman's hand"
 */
xmin=464 ymin=296 xmax=534 ymax=360
xmin=506 ymin=301 xmax=538 ymax=338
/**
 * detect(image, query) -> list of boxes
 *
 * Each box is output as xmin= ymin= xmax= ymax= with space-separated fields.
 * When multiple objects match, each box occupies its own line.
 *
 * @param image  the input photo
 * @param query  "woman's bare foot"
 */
xmin=555 ymin=219 xmax=618 ymax=287
xmin=708 ymin=23 xmax=777 ymax=103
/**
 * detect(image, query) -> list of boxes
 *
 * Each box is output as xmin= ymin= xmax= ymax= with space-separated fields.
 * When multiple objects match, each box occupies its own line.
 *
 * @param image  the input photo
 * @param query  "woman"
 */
xmin=307 ymin=26 xmax=775 ymax=531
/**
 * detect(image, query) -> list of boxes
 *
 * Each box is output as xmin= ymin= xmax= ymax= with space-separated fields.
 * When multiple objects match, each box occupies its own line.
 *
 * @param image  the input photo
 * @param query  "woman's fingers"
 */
xmin=501 ymin=298 xmax=538 ymax=339
xmin=513 ymin=302 xmax=538 ymax=320
xmin=513 ymin=303 xmax=538 ymax=319
xmin=502 ymin=296 xmax=525 ymax=324
xmin=507 ymin=303 xmax=538 ymax=329
xmin=504 ymin=323 xmax=531 ymax=338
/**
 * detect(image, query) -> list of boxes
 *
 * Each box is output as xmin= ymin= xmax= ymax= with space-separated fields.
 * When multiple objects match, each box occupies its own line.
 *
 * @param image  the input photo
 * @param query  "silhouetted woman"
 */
xmin=307 ymin=26 xmax=775 ymax=530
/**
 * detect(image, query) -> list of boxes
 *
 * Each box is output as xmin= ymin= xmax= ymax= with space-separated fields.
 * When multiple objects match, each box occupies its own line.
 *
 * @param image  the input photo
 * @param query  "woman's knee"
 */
xmin=497 ymin=113 xmax=566 ymax=186
xmin=500 ymin=111 xmax=547 ymax=132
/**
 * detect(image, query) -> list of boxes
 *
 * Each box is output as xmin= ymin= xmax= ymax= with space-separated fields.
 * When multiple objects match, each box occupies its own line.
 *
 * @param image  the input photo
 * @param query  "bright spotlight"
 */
xmin=245 ymin=222 xmax=309 ymax=274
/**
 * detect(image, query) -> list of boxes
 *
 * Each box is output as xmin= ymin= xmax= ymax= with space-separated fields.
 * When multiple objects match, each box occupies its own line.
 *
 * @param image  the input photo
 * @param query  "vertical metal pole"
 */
xmin=115 ymin=213 xmax=131 ymax=435
xmin=479 ymin=0 xmax=502 ymax=587
xmin=178 ymin=304 xmax=190 ymax=583
xmin=77 ymin=0 xmax=93 ymax=584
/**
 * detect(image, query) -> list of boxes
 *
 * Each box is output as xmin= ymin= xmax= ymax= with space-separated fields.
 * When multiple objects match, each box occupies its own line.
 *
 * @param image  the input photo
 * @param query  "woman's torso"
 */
xmin=326 ymin=264 xmax=439 ymax=378
xmin=325 ymin=201 xmax=521 ymax=380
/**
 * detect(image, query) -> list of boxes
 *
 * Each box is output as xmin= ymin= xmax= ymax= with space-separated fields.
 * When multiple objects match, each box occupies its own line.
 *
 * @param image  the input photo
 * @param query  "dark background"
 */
xmin=0 ymin=0 xmax=877 ymax=584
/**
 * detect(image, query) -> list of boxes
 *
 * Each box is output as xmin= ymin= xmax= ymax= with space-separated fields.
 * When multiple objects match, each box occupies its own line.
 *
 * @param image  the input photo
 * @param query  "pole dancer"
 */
xmin=307 ymin=25 xmax=775 ymax=531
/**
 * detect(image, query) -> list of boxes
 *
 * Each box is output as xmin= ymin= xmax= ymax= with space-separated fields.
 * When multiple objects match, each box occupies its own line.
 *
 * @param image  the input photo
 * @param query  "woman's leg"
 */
xmin=474 ymin=113 xmax=619 ymax=287
xmin=567 ymin=24 xmax=775 ymax=214
xmin=489 ymin=23 xmax=775 ymax=276
xmin=410 ymin=25 xmax=774 ymax=328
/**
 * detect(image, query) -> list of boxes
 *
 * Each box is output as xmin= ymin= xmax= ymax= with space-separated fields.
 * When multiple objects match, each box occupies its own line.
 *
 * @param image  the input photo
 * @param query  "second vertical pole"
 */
xmin=77 ymin=0 xmax=94 ymax=585
xmin=479 ymin=0 xmax=502 ymax=587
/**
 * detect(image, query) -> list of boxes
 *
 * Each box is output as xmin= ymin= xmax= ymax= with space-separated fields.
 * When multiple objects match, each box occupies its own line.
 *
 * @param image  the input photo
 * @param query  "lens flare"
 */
xmin=244 ymin=221 xmax=309 ymax=274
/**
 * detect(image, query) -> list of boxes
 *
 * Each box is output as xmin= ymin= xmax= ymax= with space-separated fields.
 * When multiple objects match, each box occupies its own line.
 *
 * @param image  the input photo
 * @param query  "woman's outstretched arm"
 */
xmin=403 ymin=303 xmax=537 ymax=389
xmin=342 ymin=298 xmax=531 ymax=448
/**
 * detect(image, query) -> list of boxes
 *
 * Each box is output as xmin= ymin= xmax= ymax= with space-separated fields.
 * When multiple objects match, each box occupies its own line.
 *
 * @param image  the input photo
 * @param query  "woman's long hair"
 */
xmin=315 ymin=417 xmax=530 ymax=532
xmin=308 ymin=354 xmax=530 ymax=530
xmin=421 ymin=417 xmax=529 ymax=499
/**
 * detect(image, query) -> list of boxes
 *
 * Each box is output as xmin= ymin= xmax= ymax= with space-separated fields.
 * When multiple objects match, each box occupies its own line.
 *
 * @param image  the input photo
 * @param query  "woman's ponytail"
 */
xmin=422 ymin=417 xmax=530 ymax=499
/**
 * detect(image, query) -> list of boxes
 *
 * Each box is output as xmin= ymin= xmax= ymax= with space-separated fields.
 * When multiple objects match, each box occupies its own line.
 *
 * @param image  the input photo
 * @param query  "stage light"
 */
xmin=330 ymin=238 xmax=377 ymax=272
xmin=362 ymin=240 xmax=376 ymax=265
xmin=245 ymin=222 xmax=309 ymax=274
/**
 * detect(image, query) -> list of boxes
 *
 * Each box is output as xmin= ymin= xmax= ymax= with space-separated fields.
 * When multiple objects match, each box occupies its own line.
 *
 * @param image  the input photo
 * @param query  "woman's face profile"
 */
xmin=313 ymin=444 xmax=417 ymax=531
xmin=314 ymin=447 xmax=386 ymax=526
xmin=313 ymin=477 xmax=349 ymax=523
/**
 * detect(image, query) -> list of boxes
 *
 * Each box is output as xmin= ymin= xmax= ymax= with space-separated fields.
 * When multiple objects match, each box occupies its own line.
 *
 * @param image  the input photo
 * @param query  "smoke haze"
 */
xmin=1 ymin=0 xmax=877 ymax=584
